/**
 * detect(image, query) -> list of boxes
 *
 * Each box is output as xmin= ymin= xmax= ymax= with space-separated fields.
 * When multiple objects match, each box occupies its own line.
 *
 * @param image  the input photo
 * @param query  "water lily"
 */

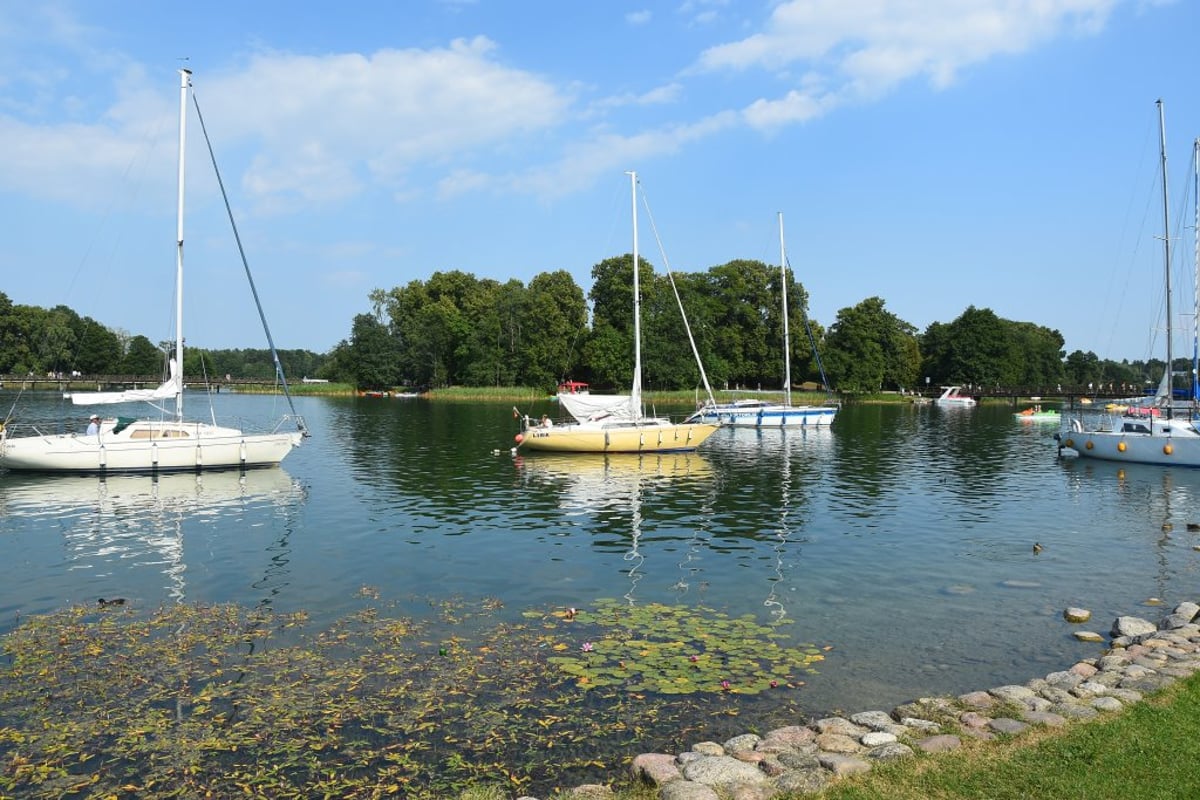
xmin=689 ymin=655 xmax=698 ymax=662
xmin=720 ymin=680 xmax=731 ymax=690
xmin=769 ymin=680 xmax=778 ymax=688
xmin=581 ymin=641 xmax=594 ymax=652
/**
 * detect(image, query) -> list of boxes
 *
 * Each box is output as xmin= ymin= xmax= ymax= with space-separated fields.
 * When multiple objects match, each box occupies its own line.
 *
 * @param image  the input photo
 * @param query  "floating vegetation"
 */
xmin=527 ymin=598 xmax=825 ymax=695
xmin=0 ymin=597 xmax=828 ymax=798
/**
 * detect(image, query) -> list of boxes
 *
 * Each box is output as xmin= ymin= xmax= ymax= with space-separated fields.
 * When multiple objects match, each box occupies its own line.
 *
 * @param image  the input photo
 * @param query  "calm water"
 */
xmin=3 ymin=390 xmax=1200 ymax=720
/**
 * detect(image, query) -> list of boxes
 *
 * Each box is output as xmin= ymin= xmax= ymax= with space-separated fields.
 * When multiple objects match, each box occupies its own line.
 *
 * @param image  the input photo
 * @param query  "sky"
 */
xmin=1 ymin=1 xmax=1198 ymax=364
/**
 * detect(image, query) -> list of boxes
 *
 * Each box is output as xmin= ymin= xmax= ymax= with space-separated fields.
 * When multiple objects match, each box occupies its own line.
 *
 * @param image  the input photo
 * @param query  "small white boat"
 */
xmin=1058 ymin=103 xmax=1200 ymax=467
xmin=687 ymin=213 xmax=838 ymax=429
xmin=935 ymin=386 xmax=977 ymax=408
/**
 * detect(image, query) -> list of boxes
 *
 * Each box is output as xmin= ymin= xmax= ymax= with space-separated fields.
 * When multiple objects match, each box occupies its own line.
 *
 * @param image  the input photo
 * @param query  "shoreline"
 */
xmin=520 ymin=599 xmax=1200 ymax=799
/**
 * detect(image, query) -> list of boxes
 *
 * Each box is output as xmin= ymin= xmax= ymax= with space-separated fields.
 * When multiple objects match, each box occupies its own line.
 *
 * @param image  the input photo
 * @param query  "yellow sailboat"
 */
xmin=516 ymin=172 xmax=718 ymax=454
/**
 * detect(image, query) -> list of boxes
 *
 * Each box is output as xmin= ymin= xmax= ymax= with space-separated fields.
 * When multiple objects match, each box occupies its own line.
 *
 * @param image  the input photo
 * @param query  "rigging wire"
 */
xmin=189 ymin=89 xmax=308 ymax=437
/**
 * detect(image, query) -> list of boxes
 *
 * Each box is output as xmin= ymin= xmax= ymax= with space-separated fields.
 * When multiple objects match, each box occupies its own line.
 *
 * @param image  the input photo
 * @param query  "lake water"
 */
xmin=3 ymin=391 xmax=1200 ymax=783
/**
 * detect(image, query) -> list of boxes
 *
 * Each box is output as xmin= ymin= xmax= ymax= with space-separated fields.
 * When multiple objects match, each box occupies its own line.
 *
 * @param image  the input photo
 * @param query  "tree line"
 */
xmin=0 ymin=291 xmax=326 ymax=383
xmin=0 ymin=259 xmax=1173 ymax=395
xmin=323 ymin=256 xmax=1170 ymax=394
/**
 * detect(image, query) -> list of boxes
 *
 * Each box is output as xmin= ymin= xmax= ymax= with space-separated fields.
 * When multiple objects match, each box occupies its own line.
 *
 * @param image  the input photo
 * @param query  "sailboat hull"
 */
xmin=1059 ymin=418 xmax=1200 ymax=467
xmin=519 ymin=421 xmax=719 ymax=453
xmin=688 ymin=402 xmax=836 ymax=428
xmin=1 ymin=420 xmax=301 ymax=473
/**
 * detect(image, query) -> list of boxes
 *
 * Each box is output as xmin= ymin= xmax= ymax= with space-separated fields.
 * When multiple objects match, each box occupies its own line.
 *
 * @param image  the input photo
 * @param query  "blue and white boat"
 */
xmin=687 ymin=212 xmax=838 ymax=429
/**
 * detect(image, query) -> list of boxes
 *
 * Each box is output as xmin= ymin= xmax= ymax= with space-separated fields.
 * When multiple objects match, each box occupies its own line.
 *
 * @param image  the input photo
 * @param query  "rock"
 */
xmin=660 ymin=781 xmax=720 ymax=800
xmin=1091 ymin=696 xmax=1125 ymax=712
xmin=1064 ymin=607 xmax=1092 ymax=623
xmin=815 ymin=732 xmax=862 ymax=754
xmin=566 ymin=784 xmax=614 ymax=799
xmin=774 ymin=768 xmax=830 ymax=794
xmin=691 ymin=741 xmax=725 ymax=757
xmin=1112 ymin=616 xmax=1157 ymax=638
xmin=958 ymin=690 xmax=996 ymax=709
xmin=681 ymin=756 xmax=769 ymax=788
xmin=988 ymin=718 xmax=1029 ymax=735
xmin=813 ymin=716 xmax=868 ymax=737
xmin=816 ymin=752 xmax=872 ymax=776
xmin=866 ymin=742 xmax=914 ymax=761
xmin=757 ymin=725 xmax=816 ymax=749
xmin=722 ymin=734 xmax=760 ymax=753
xmin=631 ymin=753 xmax=681 ymax=787
xmin=1174 ymin=602 xmax=1200 ymax=621
xmin=989 ymin=684 xmax=1036 ymax=704
xmin=915 ymin=735 xmax=962 ymax=754
xmin=861 ymin=731 xmax=898 ymax=747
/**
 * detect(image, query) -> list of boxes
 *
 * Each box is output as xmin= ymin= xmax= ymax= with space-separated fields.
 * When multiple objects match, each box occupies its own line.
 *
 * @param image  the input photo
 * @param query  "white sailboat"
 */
xmin=516 ymin=171 xmax=718 ymax=453
xmin=1058 ymin=100 xmax=1200 ymax=466
xmin=0 ymin=69 xmax=307 ymax=473
xmin=687 ymin=213 xmax=838 ymax=428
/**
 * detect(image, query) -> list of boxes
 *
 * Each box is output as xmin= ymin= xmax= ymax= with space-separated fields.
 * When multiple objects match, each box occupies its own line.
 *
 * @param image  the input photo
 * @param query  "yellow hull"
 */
xmin=519 ymin=421 xmax=718 ymax=453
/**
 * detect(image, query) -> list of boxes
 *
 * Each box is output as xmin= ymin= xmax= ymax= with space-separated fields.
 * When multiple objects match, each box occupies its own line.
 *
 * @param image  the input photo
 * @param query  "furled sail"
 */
xmin=557 ymin=392 xmax=637 ymax=423
xmin=67 ymin=359 xmax=181 ymax=406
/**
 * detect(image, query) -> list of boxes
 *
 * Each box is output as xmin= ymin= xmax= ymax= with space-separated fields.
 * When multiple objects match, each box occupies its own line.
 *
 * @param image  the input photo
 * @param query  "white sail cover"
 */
xmin=557 ymin=392 xmax=638 ymax=423
xmin=68 ymin=359 xmax=181 ymax=406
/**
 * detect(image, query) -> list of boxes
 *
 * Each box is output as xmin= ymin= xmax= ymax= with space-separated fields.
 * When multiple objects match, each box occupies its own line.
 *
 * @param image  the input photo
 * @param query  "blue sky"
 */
xmin=1 ymin=1 xmax=1198 ymax=364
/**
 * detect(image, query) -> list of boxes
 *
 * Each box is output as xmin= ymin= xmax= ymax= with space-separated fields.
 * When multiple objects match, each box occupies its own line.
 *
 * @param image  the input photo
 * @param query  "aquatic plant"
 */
xmin=0 ymin=596 xmax=827 ymax=798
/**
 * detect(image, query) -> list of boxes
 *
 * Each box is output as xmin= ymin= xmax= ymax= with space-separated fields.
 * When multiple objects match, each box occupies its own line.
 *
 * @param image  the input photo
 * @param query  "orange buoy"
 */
xmin=1085 ymin=441 xmax=1094 ymax=450
xmin=1118 ymin=441 xmax=1126 ymax=452
xmin=514 ymin=433 xmax=524 ymax=444
xmin=1164 ymin=443 xmax=1173 ymax=455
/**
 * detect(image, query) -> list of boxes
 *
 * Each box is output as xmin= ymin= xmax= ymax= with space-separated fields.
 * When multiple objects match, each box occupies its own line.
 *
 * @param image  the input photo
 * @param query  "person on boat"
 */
xmin=86 ymin=414 xmax=100 ymax=436
xmin=539 ymin=415 xmax=554 ymax=428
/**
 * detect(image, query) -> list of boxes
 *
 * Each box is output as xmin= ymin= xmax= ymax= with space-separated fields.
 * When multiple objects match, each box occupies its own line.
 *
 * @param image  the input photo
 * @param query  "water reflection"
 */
xmin=0 ymin=469 xmax=304 ymax=606
xmin=516 ymin=452 xmax=713 ymax=604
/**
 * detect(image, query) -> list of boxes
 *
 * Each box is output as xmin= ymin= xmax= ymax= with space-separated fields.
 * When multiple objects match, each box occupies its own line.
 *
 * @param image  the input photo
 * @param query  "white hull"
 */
xmin=1 ymin=419 xmax=301 ymax=473
xmin=688 ymin=402 xmax=837 ymax=427
xmin=1058 ymin=416 xmax=1200 ymax=467
xmin=935 ymin=386 xmax=976 ymax=407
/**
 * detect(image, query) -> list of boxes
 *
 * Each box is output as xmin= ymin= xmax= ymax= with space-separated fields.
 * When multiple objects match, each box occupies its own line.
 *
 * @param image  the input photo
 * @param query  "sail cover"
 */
xmin=67 ymin=359 xmax=181 ymax=406
xmin=557 ymin=392 xmax=637 ymax=423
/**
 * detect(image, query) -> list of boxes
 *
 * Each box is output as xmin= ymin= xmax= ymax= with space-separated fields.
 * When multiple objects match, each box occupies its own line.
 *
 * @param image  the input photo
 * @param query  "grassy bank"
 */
xmin=458 ymin=671 xmax=1200 ymax=799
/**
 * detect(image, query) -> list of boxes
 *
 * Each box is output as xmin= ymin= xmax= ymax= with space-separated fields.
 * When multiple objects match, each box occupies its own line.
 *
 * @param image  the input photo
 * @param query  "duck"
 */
xmin=97 ymin=597 xmax=126 ymax=607
xmin=1032 ymin=543 xmax=1043 ymax=554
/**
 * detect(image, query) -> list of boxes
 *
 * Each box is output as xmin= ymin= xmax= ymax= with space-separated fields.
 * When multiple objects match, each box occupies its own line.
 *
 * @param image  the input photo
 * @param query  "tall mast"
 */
xmin=628 ymin=171 xmax=642 ymax=417
xmin=175 ymin=68 xmax=191 ymax=422
xmin=1193 ymin=137 xmax=1199 ymax=406
xmin=779 ymin=212 xmax=792 ymax=407
xmin=1157 ymin=99 xmax=1172 ymax=415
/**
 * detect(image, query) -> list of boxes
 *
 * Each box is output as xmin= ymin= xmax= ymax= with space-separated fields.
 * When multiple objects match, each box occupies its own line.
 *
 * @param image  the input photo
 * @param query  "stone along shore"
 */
xmin=513 ymin=599 xmax=1200 ymax=800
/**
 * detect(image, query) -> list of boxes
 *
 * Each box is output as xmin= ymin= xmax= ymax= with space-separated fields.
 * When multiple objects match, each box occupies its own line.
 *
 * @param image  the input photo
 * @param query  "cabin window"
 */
xmin=1121 ymin=423 xmax=1151 ymax=434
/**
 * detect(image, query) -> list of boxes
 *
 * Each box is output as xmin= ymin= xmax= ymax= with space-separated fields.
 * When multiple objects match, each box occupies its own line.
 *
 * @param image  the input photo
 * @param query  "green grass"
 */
xmin=807 ymin=671 xmax=1200 ymax=800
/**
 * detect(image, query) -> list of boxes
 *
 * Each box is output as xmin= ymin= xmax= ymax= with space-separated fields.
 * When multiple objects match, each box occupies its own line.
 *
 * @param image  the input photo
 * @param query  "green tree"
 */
xmin=823 ymin=297 xmax=918 ymax=393
xmin=521 ymin=270 xmax=587 ymax=389
xmin=348 ymin=313 xmax=399 ymax=390
xmin=121 ymin=335 xmax=164 ymax=375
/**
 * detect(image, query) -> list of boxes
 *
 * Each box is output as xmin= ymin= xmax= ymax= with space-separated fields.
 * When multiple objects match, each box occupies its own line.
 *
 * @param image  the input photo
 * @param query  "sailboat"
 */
xmin=515 ymin=172 xmax=719 ymax=453
xmin=0 ymin=69 xmax=307 ymax=473
xmin=1058 ymin=100 xmax=1200 ymax=466
xmin=686 ymin=213 xmax=838 ymax=428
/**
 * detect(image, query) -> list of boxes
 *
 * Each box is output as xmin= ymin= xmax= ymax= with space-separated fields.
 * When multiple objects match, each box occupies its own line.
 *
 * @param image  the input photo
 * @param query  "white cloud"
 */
xmin=626 ymin=10 xmax=652 ymax=25
xmin=697 ymin=0 xmax=1122 ymax=127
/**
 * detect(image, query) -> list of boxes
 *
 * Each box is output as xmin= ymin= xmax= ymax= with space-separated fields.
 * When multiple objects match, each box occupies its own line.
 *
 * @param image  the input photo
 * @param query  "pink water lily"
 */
xmin=720 ymin=680 xmax=731 ymax=690
xmin=581 ymin=642 xmax=594 ymax=652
